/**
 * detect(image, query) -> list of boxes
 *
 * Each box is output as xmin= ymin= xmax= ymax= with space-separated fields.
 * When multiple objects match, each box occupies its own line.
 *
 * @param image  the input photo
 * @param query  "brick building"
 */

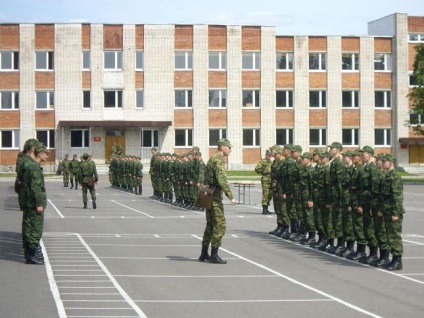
xmin=0 ymin=13 xmax=423 ymax=170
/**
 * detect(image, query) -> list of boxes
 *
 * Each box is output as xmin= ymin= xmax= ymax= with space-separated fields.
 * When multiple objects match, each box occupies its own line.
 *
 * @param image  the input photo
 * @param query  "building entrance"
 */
xmin=409 ymin=144 xmax=424 ymax=164
xmin=105 ymin=131 xmax=125 ymax=161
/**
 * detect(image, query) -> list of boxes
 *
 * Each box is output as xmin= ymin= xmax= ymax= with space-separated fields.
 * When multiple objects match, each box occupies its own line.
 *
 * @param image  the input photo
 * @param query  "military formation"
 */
xmin=256 ymin=142 xmax=404 ymax=271
xmin=108 ymin=155 xmax=143 ymax=195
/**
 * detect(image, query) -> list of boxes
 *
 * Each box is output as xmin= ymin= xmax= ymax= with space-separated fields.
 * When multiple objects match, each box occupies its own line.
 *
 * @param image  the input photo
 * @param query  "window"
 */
xmin=71 ymin=129 xmax=90 ymax=148
xmin=36 ymin=130 xmax=55 ymax=149
xmin=375 ymin=129 xmax=391 ymax=146
xmin=136 ymin=90 xmax=144 ymax=108
xmin=141 ymin=129 xmax=159 ymax=148
xmin=409 ymin=73 xmax=418 ymax=87
xmin=209 ymin=51 xmax=226 ymax=70
xmin=209 ymin=129 xmax=227 ymax=146
xmin=104 ymin=90 xmax=122 ymax=108
xmin=342 ymin=91 xmax=359 ymax=108
xmin=276 ymin=90 xmax=293 ymax=108
xmin=310 ymin=128 xmax=327 ymax=146
xmin=409 ymin=33 xmax=424 ymax=42
xmin=175 ymin=129 xmax=193 ymax=147
xmin=209 ymin=90 xmax=226 ymax=108
xmin=83 ymin=91 xmax=91 ymax=109
xmin=309 ymin=53 xmax=326 ymax=70
xmin=1 ymin=51 xmax=19 ymax=70
xmin=374 ymin=53 xmax=392 ymax=71
xmin=243 ymin=129 xmax=260 ymax=146
xmin=104 ymin=51 xmax=122 ymax=70
xmin=409 ymin=112 xmax=422 ymax=126
xmin=35 ymin=51 xmax=54 ymax=70
xmin=276 ymin=52 xmax=293 ymax=70
xmin=175 ymin=90 xmax=192 ymax=108
xmin=375 ymin=91 xmax=391 ymax=108
xmin=1 ymin=91 xmax=19 ymax=109
xmin=342 ymin=128 xmax=359 ymax=146
xmin=309 ymin=90 xmax=326 ymax=108
xmin=82 ymin=51 xmax=90 ymax=70
xmin=243 ymin=90 xmax=260 ymax=108
xmin=242 ymin=52 xmax=261 ymax=70
xmin=36 ymin=91 xmax=54 ymax=109
xmin=276 ymin=128 xmax=293 ymax=145
xmin=1 ymin=130 xmax=19 ymax=149
xmin=175 ymin=51 xmax=192 ymax=70
xmin=136 ymin=51 xmax=144 ymax=70
xmin=342 ymin=53 xmax=359 ymax=71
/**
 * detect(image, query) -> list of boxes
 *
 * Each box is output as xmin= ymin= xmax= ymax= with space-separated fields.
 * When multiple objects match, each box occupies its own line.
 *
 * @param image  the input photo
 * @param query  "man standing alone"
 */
xmin=255 ymin=149 xmax=273 ymax=215
xmin=79 ymin=153 xmax=98 ymax=209
xmin=199 ymin=138 xmax=236 ymax=264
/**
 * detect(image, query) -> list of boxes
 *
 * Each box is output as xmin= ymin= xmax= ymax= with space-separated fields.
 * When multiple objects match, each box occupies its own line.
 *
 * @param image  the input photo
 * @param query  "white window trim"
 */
xmin=276 ymin=90 xmax=293 ymax=108
xmin=135 ymin=51 xmax=144 ymax=70
xmin=276 ymin=52 xmax=294 ymax=71
xmin=243 ymin=128 xmax=261 ymax=148
xmin=175 ymin=89 xmax=192 ymax=108
xmin=208 ymin=51 xmax=226 ymax=70
xmin=242 ymin=90 xmax=260 ymax=108
xmin=309 ymin=90 xmax=326 ymax=108
xmin=104 ymin=90 xmax=123 ymax=109
xmin=82 ymin=51 xmax=90 ymax=70
xmin=342 ymin=90 xmax=359 ymax=108
xmin=342 ymin=128 xmax=359 ymax=146
xmin=341 ymin=53 xmax=359 ymax=72
xmin=309 ymin=52 xmax=326 ymax=71
xmin=35 ymin=51 xmax=54 ymax=71
xmin=174 ymin=128 xmax=193 ymax=148
xmin=208 ymin=89 xmax=227 ymax=108
xmin=309 ymin=128 xmax=327 ymax=146
xmin=104 ymin=51 xmax=123 ymax=70
xmin=276 ymin=128 xmax=294 ymax=146
xmin=375 ymin=128 xmax=392 ymax=147
xmin=408 ymin=112 xmax=422 ymax=127
xmin=209 ymin=128 xmax=227 ymax=147
xmin=70 ymin=129 xmax=90 ymax=149
xmin=136 ymin=90 xmax=144 ymax=109
xmin=408 ymin=33 xmax=424 ymax=43
xmin=35 ymin=91 xmax=54 ymax=110
xmin=242 ymin=52 xmax=261 ymax=70
xmin=175 ymin=51 xmax=193 ymax=70
xmin=82 ymin=90 xmax=91 ymax=110
xmin=36 ymin=129 xmax=55 ymax=149
xmin=374 ymin=90 xmax=391 ymax=109
xmin=0 ymin=51 xmax=19 ymax=71
xmin=0 ymin=129 xmax=20 ymax=149
xmin=374 ymin=53 xmax=392 ymax=72
xmin=0 ymin=91 xmax=19 ymax=110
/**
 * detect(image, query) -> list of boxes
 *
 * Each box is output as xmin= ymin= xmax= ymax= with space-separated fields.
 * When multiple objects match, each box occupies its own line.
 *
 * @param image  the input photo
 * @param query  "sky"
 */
xmin=0 ymin=0 xmax=423 ymax=36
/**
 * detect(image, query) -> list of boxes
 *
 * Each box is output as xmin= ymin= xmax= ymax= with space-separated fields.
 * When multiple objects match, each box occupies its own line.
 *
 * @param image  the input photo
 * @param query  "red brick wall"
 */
xmin=276 ymin=110 xmax=294 ymax=126
xmin=35 ymin=24 xmax=54 ymax=49
xmin=175 ymin=25 xmax=193 ymax=49
xmin=242 ymin=71 xmax=260 ymax=87
xmin=82 ymin=72 xmax=91 ymax=89
xmin=375 ymin=110 xmax=392 ymax=127
xmin=242 ymin=26 xmax=261 ymax=50
xmin=342 ymin=109 xmax=360 ymax=126
xmin=409 ymin=44 xmax=418 ymax=70
xmin=135 ymin=25 xmax=144 ymax=50
xmin=0 ymin=73 xmax=19 ymax=89
xmin=35 ymin=72 xmax=55 ymax=89
xmin=242 ymin=109 xmax=260 ymax=127
xmin=208 ymin=110 xmax=227 ymax=127
xmin=243 ymin=148 xmax=261 ymax=164
xmin=309 ymin=73 xmax=327 ymax=88
xmin=82 ymin=24 xmax=91 ymax=49
xmin=208 ymin=25 xmax=227 ymax=50
xmin=374 ymin=38 xmax=392 ymax=52
xmin=276 ymin=73 xmax=294 ymax=88
xmin=135 ymin=72 xmax=144 ymax=88
xmin=374 ymin=73 xmax=392 ymax=89
xmin=309 ymin=109 xmax=327 ymax=126
xmin=35 ymin=111 xmax=55 ymax=128
xmin=342 ymin=37 xmax=360 ymax=51
xmin=408 ymin=16 xmax=424 ymax=32
xmin=0 ymin=111 xmax=19 ymax=128
xmin=309 ymin=37 xmax=327 ymax=51
xmin=0 ymin=24 xmax=19 ymax=49
xmin=174 ymin=109 xmax=193 ymax=127
xmin=174 ymin=71 xmax=193 ymax=88
xmin=0 ymin=150 xmax=20 ymax=165
xmin=276 ymin=36 xmax=294 ymax=51
xmin=103 ymin=25 xmax=123 ymax=49
xmin=209 ymin=72 xmax=227 ymax=88
xmin=342 ymin=73 xmax=360 ymax=89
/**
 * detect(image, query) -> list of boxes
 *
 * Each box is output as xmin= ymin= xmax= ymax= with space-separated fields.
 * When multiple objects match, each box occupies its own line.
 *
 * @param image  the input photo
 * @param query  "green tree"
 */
xmin=408 ymin=44 xmax=424 ymax=135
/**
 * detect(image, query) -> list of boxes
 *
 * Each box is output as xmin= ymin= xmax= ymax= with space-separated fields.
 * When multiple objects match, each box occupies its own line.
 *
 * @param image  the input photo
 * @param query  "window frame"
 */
xmin=374 ymin=90 xmax=391 ymax=108
xmin=208 ymin=89 xmax=227 ymax=108
xmin=374 ymin=128 xmax=391 ymax=146
xmin=82 ymin=51 xmax=91 ymax=70
xmin=136 ymin=90 xmax=144 ymax=109
xmin=175 ymin=128 xmax=193 ymax=147
xmin=104 ymin=90 xmax=123 ymax=108
xmin=136 ymin=51 xmax=144 ymax=70
xmin=0 ymin=51 xmax=19 ymax=71
xmin=242 ymin=52 xmax=261 ymax=70
xmin=342 ymin=128 xmax=359 ymax=146
xmin=243 ymin=128 xmax=261 ymax=147
xmin=209 ymin=128 xmax=227 ymax=146
xmin=374 ymin=53 xmax=392 ymax=71
xmin=83 ymin=90 xmax=91 ymax=109
xmin=35 ymin=91 xmax=54 ymax=109
xmin=0 ymin=129 xmax=20 ymax=149
xmin=104 ymin=51 xmax=123 ymax=70
xmin=70 ymin=129 xmax=90 ymax=148
xmin=342 ymin=53 xmax=359 ymax=71
xmin=276 ymin=52 xmax=294 ymax=71
xmin=409 ymin=112 xmax=422 ymax=127
xmin=1 ymin=91 xmax=19 ymax=110
xmin=309 ymin=53 xmax=326 ymax=71
xmin=36 ymin=129 xmax=55 ymax=149
xmin=208 ymin=51 xmax=227 ymax=70
xmin=242 ymin=90 xmax=260 ymax=108
xmin=276 ymin=128 xmax=293 ymax=146
xmin=175 ymin=89 xmax=193 ymax=108
xmin=342 ymin=90 xmax=359 ymax=108
xmin=309 ymin=90 xmax=326 ymax=108
xmin=175 ymin=51 xmax=193 ymax=70
xmin=309 ymin=128 xmax=327 ymax=146
xmin=35 ymin=51 xmax=54 ymax=70
xmin=276 ymin=90 xmax=293 ymax=108
xmin=408 ymin=33 xmax=424 ymax=43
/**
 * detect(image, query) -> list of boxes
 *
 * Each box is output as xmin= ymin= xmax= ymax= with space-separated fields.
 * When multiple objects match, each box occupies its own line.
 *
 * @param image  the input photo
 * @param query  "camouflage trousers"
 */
xmin=70 ymin=172 xmax=78 ymax=186
xmin=318 ymin=197 xmax=335 ymax=240
xmin=302 ymin=202 xmax=315 ymax=232
xmin=313 ymin=191 xmax=324 ymax=234
xmin=202 ymin=194 xmax=226 ymax=248
xmin=82 ymin=183 xmax=96 ymax=203
xmin=261 ymin=179 xmax=272 ymax=206
xmin=351 ymin=192 xmax=367 ymax=245
xmin=22 ymin=208 xmax=44 ymax=250
xmin=373 ymin=200 xmax=390 ymax=250
xmin=383 ymin=207 xmax=403 ymax=256
xmin=361 ymin=191 xmax=378 ymax=248
xmin=63 ymin=171 xmax=69 ymax=184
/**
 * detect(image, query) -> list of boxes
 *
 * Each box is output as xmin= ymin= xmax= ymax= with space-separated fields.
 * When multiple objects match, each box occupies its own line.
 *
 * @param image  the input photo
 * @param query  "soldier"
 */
xmin=149 ymin=147 xmax=158 ymax=198
xmin=135 ymin=156 xmax=143 ymax=195
xmin=193 ymin=152 xmax=206 ymax=210
xmin=381 ymin=154 xmax=404 ymax=270
xmin=69 ymin=154 xmax=80 ymax=190
xmin=199 ymin=138 xmax=236 ymax=264
xmin=311 ymin=148 xmax=324 ymax=247
xmin=255 ymin=149 xmax=273 ymax=215
xmin=79 ymin=153 xmax=98 ymax=209
xmin=171 ymin=154 xmax=182 ymax=205
xmin=287 ymin=145 xmax=304 ymax=242
xmin=299 ymin=152 xmax=316 ymax=245
xmin=60 ymin=154 xmax=70 ymax=187
xmin=22 ymin=143 xmax=49 ymax=264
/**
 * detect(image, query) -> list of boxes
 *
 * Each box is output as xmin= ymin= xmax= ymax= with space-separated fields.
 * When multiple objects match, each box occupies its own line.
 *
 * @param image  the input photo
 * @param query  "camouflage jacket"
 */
xmin=204 ymin=152 xmax=233 ymax=200
xmin=79 ymin=160 xmax=98 ymax=184
xmin=69 ymin=159 xmax=80 ymax=173
xmin=381 ymin=169 xmax=404 ymax=216
xmin=22 ymin=157 xmax=47 ymax=210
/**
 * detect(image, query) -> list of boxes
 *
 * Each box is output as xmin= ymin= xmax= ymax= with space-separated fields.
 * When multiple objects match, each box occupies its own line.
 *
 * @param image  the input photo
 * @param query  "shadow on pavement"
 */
xmin=0 ymin=231 xmax=24 ymax=264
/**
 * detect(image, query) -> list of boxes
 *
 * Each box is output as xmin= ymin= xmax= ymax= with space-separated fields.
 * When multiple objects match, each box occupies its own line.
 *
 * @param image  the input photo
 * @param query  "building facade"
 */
xmin=0 ymin=13 xmax=423 ymax=170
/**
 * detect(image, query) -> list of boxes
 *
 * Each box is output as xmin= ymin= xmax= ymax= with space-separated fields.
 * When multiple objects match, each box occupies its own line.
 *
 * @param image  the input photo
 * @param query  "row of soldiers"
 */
xmin=149 ymin=147 xmax=205 ymax=211
xmin=108 ymin=155 xmax=144 ymax=195
xmin=59 ymin=154 xmax=84 ymax=189
xmin=255 ymin=142 xmax=404 ymax=271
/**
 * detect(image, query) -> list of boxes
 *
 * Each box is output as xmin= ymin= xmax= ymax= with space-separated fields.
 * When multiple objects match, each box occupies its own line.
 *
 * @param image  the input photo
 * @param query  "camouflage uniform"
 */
xmin=255 ymin=153 xmax=273 ymax=212
xmin=299 ymin=153 xmax=315 ymax=245
xmin=61 ymin=156 xmax=70 ymax=187
xmin=69 ymin=156 xmax=80 ymax=189
xmin=79 ymin=154 xmax=98 ymax=209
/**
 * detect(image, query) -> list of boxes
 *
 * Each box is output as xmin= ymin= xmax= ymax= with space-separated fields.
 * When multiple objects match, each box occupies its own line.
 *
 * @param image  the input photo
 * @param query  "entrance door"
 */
xmin=105 ymin=131 xmax=125 ymax=160
xmin=409 ymin=145 xmax=424 ymax=164
xmin=141 ymin=129 xmax=159 ymax=161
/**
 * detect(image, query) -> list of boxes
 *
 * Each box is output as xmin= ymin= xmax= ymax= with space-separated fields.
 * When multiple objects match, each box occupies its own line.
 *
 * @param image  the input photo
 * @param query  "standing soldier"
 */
xmin=287 ymin=145 xmax=304 ymax=241
xmin=79 ymin=153 xmax=98 ymax=209
xmin=381 ymin=154 xmax=404 ymax=270
xmin=268 ymin=146 xmax=284 ymax=235
xmin=61 ymin=154 xmax=70 ymax=187
xmin=299 ymin=152 xmax=316 ymax=245
xmin=193 ymin=152 xmax=206 ymax=210
xmin=22 ymin=143 xmax=49 ymax=264
xmin=199 ymin=138 xmax=236 ymax=264
xmin=149 ymin=147 xmax=158 ymax=199
xmin=69 ymin=154 xmax=80 ymax=190
xmin=255 ymin=149 xmax=273 ymax=215
xmin=311 ymin=149 xmax=324 ymax=248
xmin=135 ymin=156 xmax=143 ymax=195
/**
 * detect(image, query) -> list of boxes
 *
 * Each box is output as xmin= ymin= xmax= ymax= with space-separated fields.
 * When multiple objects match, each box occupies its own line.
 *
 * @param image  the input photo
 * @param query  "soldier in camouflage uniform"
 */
xmin=255 ymin=149 xmax=273 ymax=215
xmin=193 ymin=152 xmax=206 ymax=210
xmin=79 ymin=153 xmax=98 ymax=209
xmin=22 ymin=143 xmax=49 ymax=264
xmin=171 ymin=154 xmax=182 ymax=205
xmin=287 ymin=145 xmax=304 ymax=242
xmin=299 ymin=152 xmax=316 ymax=245
xmin=60 ymin=154 xmax=70 ymax=187
xmin=134 ymin=156 xmax=143 ymax=195
xmin=69 ymin=154 xmax=80 ymax=189
xmin=381 ymin=154 xmax=404 ymax=270
xmin=199 ymin=138 xmax=236 ymax=264
xmin=149 ymin=147 xmax=158 ymax=198
xmin=311 ymin=148 xmax=324 ymax=248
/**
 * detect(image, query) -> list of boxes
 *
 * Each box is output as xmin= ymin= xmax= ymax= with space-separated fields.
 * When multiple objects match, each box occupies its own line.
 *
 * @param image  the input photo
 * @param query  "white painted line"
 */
xmin=113 ymin=275 xmax=277 ymax=278
xmin=135 ymin=299 xmax=332 ymax=303
xmin=403 ymin=257 xmax=424 ymax=259
xmin=89 ymin=244 xmax=199 ymax=247
xmin=59 ymin=286 xmax=116 ymax=289
xmin=100 ymin=256 xmax=240 ymax=260
xmin=48 ymin=199 xmax=65 ymax=218
xmin=111 ymin=200 xmax=154 ymax=218
xmin=91 ymin=216 xmax=95 ymax=219
xmin=404 ymin=239 xmax=424 ymax=246
xmin=192 ymin=235 xmax=382 ymax=318
xmin=75 ymin=233 xmax=147 ymax=318
xmin=39 ymin=240 xmax=67 ymax=318
xmin=61 ymin=292 xmax=121 ymax=295
xmin=154 ymin=235 xmax=160 ymax=238
xmin=401 ymin=274 xmax=424 ymax=276
xmin=116 ymin=234 xmax=121 ymax=238
xmin=56 ymin=280 xmax=110 ymax=283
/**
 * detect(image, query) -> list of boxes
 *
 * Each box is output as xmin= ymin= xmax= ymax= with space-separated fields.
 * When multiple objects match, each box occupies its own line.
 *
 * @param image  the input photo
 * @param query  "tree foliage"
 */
xmin=408 ymin=44 xmax=424 ymax=135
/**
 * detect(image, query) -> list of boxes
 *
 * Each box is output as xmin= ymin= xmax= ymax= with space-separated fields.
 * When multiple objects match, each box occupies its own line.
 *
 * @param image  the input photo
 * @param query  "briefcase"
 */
xmin=88 ymin=177 xmax=96 ymax=187
xmin=195 ymin=186 xmax=214 ymax=209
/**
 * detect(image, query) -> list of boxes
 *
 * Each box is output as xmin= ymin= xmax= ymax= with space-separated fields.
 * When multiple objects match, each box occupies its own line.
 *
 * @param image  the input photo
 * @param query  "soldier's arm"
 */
xmin=216 ymin=161 xmax=234 ymax=200
xmin=29 ymin=166 xmax=46 ymax=211
xmin=391 ymin=175 xmax=404 ymax=216
xmin=254 ymin=161 xmax=262 ymax=174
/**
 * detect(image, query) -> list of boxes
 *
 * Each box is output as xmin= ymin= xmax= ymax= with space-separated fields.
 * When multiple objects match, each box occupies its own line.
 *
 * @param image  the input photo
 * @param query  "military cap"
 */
xmin=34 ymin=143 xmax=48 ymax=154
xmin=351 ymin=149 xmax=361 ymax=156
xmin=196 ymin=152 xmax=202 ymax=156
xmin=359 ymin=145 xmax=374 ymax=155
xmin=172 ymin=153 xmax=178 ymax=157
xmin=269 ymin=145 xmax=279 ymax=150
xmin=83 ymin=153 xmax=89 ymax=159
xmin=374 ymin=153 xmax=386 ymax=160
xmin=23 ymin=138 xmax=40 ymax=151
xmin=192 ymin=146 xmax=200 ymax=152
xmin=328 ymin=142 xmax=343 ymax=151
xmin=218 ymin=138 xmax=233 ymax=147
xmin=292 ymin=145 xmax=302 ymax=153
xmin=284 ymin=144 xmax=293 ymax=150
xmin=151 ymin=147 xmax=157 ymax=151
xmin=341 ymin=150 xmax=352 ymax=157
xmin=265 ymin=149 xmax=271 ymax=155
xmin=272 ymin=145 xmax=282 ymax=153
xmin=300 ymin=152 xmax=312 ymax=159
xmin=383 ymin=153 xmax=396 ymax=162
xmin=312 ymin=148 xmax=322 ymax=155
xmin=319 ymin=151 xmax=331 ymax=158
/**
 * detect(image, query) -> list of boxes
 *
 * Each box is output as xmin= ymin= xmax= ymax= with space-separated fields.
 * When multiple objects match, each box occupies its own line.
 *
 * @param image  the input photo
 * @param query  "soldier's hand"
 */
xmin=377 ymin=211 xmax=383 ymax=217
xmin=282 ymin=193 xmax=286 ymax=199
xmin=231 ymin=199 xmax=237 ymax=205
xmin=347 ymin=206 xmax=352 ymax=212
xmin=358 ymin=207 xmax=363 ymax=214
xmin=307 ymin=201 xmax=313 ymax=208
xmin=36 ymin=206 xmax=44 ymax=213
xmin=391 ymin=215 xmax=399 ymax=222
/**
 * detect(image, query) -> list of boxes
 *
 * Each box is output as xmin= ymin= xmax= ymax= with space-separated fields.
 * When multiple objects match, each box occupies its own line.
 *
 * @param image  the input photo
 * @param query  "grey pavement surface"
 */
xmin=1 ymin=175 xmax=424 ymax=318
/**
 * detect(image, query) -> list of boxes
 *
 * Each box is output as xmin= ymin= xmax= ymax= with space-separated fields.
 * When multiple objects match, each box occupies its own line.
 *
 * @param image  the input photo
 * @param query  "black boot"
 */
xmin=341 ymin=241 xmax=355 ymax=258
xmin=292 ymin=222 xmax=306 ymax=243
xmin=75 ymin=183 xmax=78 ymax=190
xmin=334 ymin=238 xmax=346 ymax=256
xmin=347 ymin=244 xmax=366 ymax=262
xmin=198 ymin=245 xmax=210 ymax=262
xmin=362 ymin=246 xmax=379 ymax=265
xmin=266 ymin=206 xmax=272 ymax=214
xmin=169 ymin=193 xmax=173 ymax=204
xmin=25 ymin=248 xmax=44 ymax=265
xmin=83 ymin=202 xmax=87 ymax=209
xmin=209 ymin=247 xmax=227 ymax=264
xmin=311 ymin=233 xmax=325 ymax=249
xmin=70 ymin=181 xmax=74 ymax=189
xmin=281 ymin=225 xmax=291 ymax=239
xmin=93 ymin=200 xmax=97 ymax=209
xmin=269 ymin=224 xmax=281 ymax=235
xmin=373 ymin=249 xmax=391 ymax=268
xmin=300 ymin=232 xmax=316 ymax=246
xmin=386 ymin=255 xmax=403 ymax=271
xmin=138 ymin=185 xmax=142 ymax=195
xmin=262 ymin=205 xmax=270 ymax=215
xmin=289 ymin=220 xmax=299 ymax=240
xmin=35 ymin=245 xmax=45 ymax=264
xmin=274 ymin=225 xmax=285 ymax=237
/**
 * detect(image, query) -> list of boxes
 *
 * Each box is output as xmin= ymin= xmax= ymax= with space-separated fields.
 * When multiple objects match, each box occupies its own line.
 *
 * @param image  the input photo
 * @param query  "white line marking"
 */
xmin=192 ymin=235 xmax=382 ymax=318
xmin=154 ymin=235 xmax=159 ymax=238
xmin=111 ymin=200 xmax=154 ymax=218
xmin=61 ymin=293 xmax=121 ymax=295
xmin=48 ymin=199 xmax=65 ymax=218
xmin=75 ymin=233 xmax=147 ymax=318
xmin=403 ymin=257 xmax=424 ymax=259
xmin=116 ymin=234 xmax=121 ymax=238
xmin=40 ymin=240 xmax=67 ymax=318
xmin=404 ymin=239 xmax=424 ymax=246
xmin=113 ymin=275 xmax=277 ymax=278
xmin=99 ymin=256 xmax=240 ymax=260
xmin=134 ymin=299 xmax=333 ymax=303
xmin=401 ymin=274 xmax=424 ymax=276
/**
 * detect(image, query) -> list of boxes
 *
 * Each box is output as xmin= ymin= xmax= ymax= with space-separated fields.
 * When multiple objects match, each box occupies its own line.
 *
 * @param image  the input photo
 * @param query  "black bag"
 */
xmin=88 ymin=177 xmax=96 ymax=187
xmin=14 ymin=179 xmax=20 ymax=194
xmin=195 ymin=186 xmax=214 ymax=209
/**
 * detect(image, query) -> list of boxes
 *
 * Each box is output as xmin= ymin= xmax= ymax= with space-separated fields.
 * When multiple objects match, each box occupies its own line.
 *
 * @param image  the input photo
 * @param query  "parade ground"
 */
xmin=1 ymin=175 xmax=423 ymax=318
